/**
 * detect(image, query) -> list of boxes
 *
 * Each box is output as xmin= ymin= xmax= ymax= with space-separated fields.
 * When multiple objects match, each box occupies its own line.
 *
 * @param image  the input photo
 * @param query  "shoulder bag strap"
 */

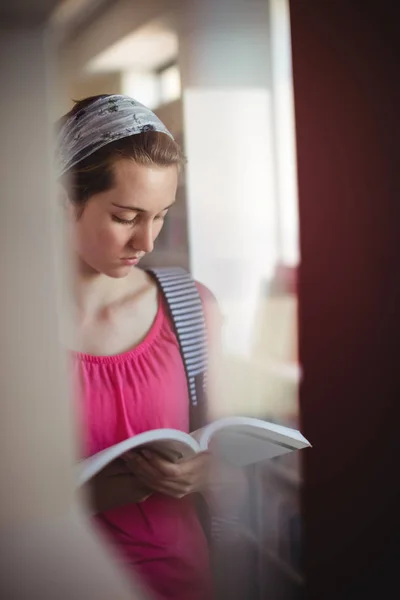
xmin=146 ymin=266 xmax=208 ymax=431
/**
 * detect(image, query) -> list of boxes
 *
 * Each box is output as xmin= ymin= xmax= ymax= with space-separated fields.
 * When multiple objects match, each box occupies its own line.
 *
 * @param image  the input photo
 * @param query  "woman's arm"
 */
xmin=92 ymin=282 xmax=247 ymax=515
xmin=84 ymin=285 xmax=224 ymax=515
xmin=124 ymin=448 xmax=248 ymax=517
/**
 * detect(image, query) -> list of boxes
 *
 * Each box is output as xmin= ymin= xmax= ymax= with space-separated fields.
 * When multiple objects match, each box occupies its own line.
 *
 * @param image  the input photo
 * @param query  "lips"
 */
xmin=121 ymin=257 xmax=140 ymax=265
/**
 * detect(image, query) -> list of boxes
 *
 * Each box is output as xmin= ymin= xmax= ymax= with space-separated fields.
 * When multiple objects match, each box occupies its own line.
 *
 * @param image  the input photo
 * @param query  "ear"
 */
xmin=57 ymin=184 xmax=75 ymax=220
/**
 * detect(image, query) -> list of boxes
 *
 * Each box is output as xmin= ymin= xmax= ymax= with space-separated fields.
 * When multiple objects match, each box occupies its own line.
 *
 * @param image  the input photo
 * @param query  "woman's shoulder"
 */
xmin=143 ymin=266 xmax=221 ymax=332
xmin=194 ymin=280 xmax=222 ymax=335
xmin=195 ymin=280 xmax=217 ymax=305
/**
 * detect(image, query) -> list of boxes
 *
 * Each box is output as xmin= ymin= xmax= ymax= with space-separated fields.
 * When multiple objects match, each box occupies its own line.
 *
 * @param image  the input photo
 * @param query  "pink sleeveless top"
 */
xmin=72 ymin=290 xmax=213 ymax=600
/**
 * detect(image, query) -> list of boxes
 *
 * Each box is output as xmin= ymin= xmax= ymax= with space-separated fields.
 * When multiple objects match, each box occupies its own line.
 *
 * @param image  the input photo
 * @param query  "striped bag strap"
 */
xmin=148 ymin=267 xmax=243 ymax=551
xmin=146 ymin=267 xmax=208 ymax=427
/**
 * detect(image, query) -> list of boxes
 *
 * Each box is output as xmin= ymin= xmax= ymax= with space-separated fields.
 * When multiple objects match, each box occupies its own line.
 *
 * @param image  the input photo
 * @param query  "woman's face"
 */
xmin=71 ymin=159 xmax=178 ymax=277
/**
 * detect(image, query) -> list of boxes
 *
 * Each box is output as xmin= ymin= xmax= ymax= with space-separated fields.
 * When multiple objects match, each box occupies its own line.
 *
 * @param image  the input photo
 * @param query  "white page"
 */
xmin=77 ymin=429 xmax=199 ymax=486
xmin=197 ymin=416 xmax=310 ymax=467
xmin=206 ymin=429 xmax=297 ymax=467
xmin=199 ymin=416 xmax=309 ymax=447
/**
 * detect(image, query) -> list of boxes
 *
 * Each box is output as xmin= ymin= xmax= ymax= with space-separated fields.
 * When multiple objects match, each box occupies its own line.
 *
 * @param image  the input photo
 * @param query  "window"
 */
xmin=122 ymin=63 xmax=181 ymax=110
xmin=159 ymin=63 xmax=181 ymax=105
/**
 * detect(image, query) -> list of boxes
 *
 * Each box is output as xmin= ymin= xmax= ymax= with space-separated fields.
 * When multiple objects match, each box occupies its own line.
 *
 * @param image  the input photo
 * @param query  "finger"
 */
xmin=146 ymin=450 xmax=212 ymax=479
xmin=126 ymin=452 xmax=210 ymax=492
xmin=123 ymin=452 xmax=162 ymax=480
xmin=125 ymin=454 xmax=187 ymax=492
xmin=176 ymin=451 xmax=211 ymax=467
xmin=134 ymin=458 xmax=210 ymax=496
xmin=135 ymin=472 xmax=194 ymax=498
xmin=141 ymin=451 xmax=185 ymax=479
xmin=172 ymin=452 xmax=212 ymax=479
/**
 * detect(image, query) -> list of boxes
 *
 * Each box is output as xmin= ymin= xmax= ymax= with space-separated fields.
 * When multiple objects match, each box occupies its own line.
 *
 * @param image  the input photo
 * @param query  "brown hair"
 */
xmin=57 ymin=94 xmax=185 ymax=211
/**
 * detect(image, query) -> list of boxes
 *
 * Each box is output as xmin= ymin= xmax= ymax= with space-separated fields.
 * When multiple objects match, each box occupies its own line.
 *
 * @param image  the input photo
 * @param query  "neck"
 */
xmin=73 ymin=257 xmax=127 ymax=317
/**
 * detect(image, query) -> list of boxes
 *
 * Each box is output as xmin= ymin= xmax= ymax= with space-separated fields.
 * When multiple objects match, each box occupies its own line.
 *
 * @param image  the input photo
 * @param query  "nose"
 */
xmin=130 ymin=221 xmax=154 ymax=254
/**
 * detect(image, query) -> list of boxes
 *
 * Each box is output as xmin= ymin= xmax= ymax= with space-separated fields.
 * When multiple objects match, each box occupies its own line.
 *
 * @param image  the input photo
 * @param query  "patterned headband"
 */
xmin=55 ymin=94 xmax=174 ymax=177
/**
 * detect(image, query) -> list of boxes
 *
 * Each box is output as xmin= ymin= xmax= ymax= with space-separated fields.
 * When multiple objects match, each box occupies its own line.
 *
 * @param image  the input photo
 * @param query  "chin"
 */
xmin=106 ymin=265 xmax=134 ymax=278
xmin=81 ymin=255 xmax=140 ymax=278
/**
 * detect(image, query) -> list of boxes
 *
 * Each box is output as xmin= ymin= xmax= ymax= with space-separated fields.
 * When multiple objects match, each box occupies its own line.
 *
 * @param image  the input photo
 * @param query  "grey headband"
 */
xmin=55 ymin=94 xmax=174 ymax=177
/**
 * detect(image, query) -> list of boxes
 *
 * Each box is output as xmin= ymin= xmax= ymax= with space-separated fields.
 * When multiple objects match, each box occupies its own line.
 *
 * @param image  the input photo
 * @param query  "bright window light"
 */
xmin=159 ymin=65 xmax=181 ymax=105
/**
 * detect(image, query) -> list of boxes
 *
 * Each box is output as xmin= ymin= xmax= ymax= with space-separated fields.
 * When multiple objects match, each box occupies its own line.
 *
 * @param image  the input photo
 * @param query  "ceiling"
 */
xmin=50 ymin=0 xmax=112 ymax=37
xmin=0 ymin=0 xmax=62 ymax=23
xmin=86 ymin=21 xmax=178 ymax=74
xmin=0 ymin=0 xmax=111 ymax=32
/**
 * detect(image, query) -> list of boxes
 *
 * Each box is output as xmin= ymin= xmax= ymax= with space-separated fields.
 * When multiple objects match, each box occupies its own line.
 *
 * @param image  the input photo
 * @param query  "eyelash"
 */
xmin=112 ymin=215 xmax=136 ymax=225
xmin=112 ymin=214 xmax=166 ymax=225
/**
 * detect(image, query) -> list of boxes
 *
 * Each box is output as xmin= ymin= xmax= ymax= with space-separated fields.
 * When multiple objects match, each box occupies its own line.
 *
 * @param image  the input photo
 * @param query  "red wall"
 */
xmin=290 ymin=1 xmax=399 ymax=597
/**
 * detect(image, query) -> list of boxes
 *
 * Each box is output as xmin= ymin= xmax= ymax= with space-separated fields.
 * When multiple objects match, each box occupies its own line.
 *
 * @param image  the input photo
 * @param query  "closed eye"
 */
xmin=112 ymin=215 xmax=136 ymax=225
xmin=112 ymin=210 xmax=169 ymax=225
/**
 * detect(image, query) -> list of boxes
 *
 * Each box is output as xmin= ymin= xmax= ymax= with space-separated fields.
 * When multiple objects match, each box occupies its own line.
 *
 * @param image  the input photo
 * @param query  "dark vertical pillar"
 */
xmin=290 ymin=1 xmax=399 ymax=597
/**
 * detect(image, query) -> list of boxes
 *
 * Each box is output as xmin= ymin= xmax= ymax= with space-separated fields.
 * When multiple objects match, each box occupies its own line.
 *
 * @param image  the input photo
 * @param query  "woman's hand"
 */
xmin=123 ymin=450 xmax=212 ymax=498
xmin=86 ymin=458 xmax=153 ymax=514
xmin=124 ymin=450 xmax=248 ymax=513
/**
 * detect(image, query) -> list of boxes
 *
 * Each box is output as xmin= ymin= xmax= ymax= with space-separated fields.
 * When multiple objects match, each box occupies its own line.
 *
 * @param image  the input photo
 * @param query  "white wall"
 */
xmin=183 ymin=88 xmax=278 ymax=357
xmin=178 ymin=0 xmax=278 ymax=359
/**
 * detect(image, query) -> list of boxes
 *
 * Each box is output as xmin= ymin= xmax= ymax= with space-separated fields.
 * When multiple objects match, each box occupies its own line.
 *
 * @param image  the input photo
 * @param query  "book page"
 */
xmin=77 ymin=429 xmax=199 ymax=486
xmin=196 ymin=417 xmax=310 ymax=468
xmin=207 ymin=428 xmax=297 ymax=467
xmin=189 ymin=426 xmax=208 ymax=444
xmin=131 ymin=440 xmax=198 ymax=463
xmin=198 ymin=416 xmax=309 ymax=448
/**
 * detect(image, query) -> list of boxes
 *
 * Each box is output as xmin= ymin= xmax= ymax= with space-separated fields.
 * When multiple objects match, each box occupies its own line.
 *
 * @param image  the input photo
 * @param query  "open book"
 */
xmin=77 ymin=416 xmax=310 ymax=486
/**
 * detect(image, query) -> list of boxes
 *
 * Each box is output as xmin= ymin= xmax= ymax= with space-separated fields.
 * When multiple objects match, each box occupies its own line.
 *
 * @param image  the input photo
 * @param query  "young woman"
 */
xmin=56 ymin=94 xmax=245 ymax=600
